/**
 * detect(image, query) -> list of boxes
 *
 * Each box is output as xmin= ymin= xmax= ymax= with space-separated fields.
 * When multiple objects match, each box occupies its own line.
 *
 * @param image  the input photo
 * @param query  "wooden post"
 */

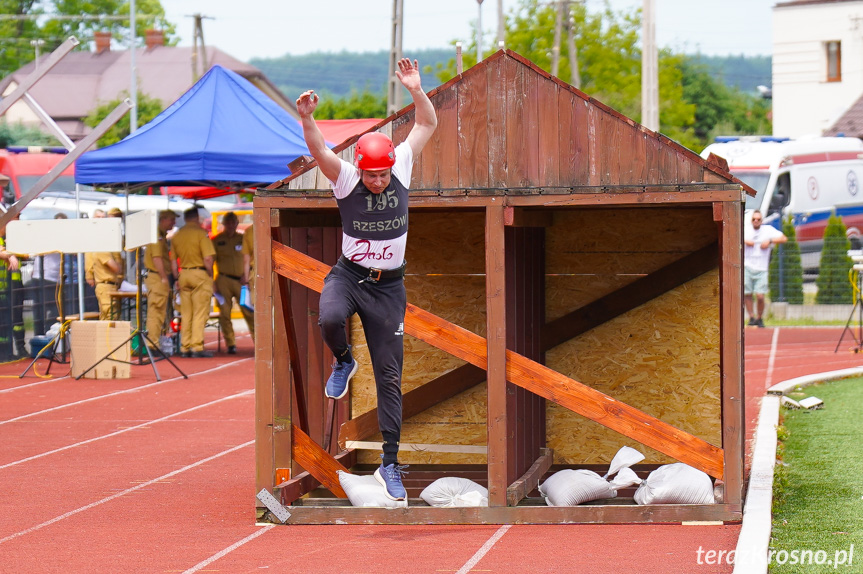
xmin=486 ymin=204 xmax=508 ymax=505
xmin=254 ymin=206 xmax=276 ymax=496
xmin=717 ymin=200 xmax=745 ymax=505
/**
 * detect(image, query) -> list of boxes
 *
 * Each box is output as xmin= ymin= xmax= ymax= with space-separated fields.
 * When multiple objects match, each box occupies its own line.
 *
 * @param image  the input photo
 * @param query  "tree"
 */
xmin=0 ymin=121 xmax=62 ymax=147
xmin=769 ymin=216 xmax=804 ymax=305
xmin=0 ymin=0 xmax=176 ymax=78
xmin=815 ymin=214 xmax=853 ymax=304
xmin=432 ymin=0 xmax=769 ymax=152
xmin=83 ymin=90 xmax=163 ymax=148
xmin=314 ymin=89 xmax=387 ymax=120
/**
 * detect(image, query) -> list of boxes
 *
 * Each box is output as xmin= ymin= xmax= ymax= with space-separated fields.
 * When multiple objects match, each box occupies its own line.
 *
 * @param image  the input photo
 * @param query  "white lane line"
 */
xmin=0 ymin=357 xmax=252 ymax=426
xmin=0 ymin=375 xmax=72 ymax=394
xmin=454 ymin=524 xmax=511 ymax=574
xmin=764 ymin=327 xmax=781 ymax=389
xmin=0 ymin=439 xmax=254 ymax=545
xmin=0 ymin=389 xmax=253 ymax=470
xmin=181 ymin=525 xmax=276 ymax=574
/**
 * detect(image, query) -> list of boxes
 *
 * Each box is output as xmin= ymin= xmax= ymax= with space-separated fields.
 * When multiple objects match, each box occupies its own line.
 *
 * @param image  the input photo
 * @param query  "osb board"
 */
xmin=546 ymin=207 xmax=717 ymax=274
xmin=546 ymin=270 xmax=721 ymax=465
xmin=351 ymin=211 xmax=489 ymax=465
xmin=545 ymin=206 xmax=717 ymax=321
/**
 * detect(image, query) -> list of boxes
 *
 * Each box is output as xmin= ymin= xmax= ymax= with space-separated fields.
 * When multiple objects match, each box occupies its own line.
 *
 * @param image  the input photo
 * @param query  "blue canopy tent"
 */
xmin=75 ymin=65 xmax=313 ymax=190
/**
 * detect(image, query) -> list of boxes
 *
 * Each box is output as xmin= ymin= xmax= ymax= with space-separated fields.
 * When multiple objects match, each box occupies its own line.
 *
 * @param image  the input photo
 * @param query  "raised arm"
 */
xmin=296 ymin=90 xmax=342 ymax=183
xmin=397 ymin=58 xmax=438 ymax=156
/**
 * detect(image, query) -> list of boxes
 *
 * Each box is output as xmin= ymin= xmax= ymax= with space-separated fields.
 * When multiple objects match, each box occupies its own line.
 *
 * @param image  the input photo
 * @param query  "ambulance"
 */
xmin=700 ymin=136 xmax=863 ymax=270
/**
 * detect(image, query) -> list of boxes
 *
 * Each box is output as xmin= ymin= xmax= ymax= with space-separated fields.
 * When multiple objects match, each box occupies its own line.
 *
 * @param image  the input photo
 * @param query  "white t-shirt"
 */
xmin=744 ymin=224 xmax=785 ymax=272
xmin=330 ymin=142 xmax=414 ymax=270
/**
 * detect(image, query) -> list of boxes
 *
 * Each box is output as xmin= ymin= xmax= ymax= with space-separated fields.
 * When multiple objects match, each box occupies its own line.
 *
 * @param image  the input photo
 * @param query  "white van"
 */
xmin=701 ymin=136 xmax=863 ymax=270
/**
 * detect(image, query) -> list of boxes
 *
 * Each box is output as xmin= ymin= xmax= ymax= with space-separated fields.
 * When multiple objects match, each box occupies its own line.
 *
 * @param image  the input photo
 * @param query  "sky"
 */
xmin=160 ymin=0 xmax=775 ymax=63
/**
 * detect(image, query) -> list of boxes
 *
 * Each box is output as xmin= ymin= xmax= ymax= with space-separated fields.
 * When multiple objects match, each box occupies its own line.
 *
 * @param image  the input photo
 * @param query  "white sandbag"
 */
xmin=540 ymin=469 xmax=616 ymax=506
xmin=337 ymin=470 xmax=408 ymax=508
xmin=539 ymin=445 xmax=645 ymax=507
xmin=633 ymin=463 xmax=715 ymax=505
xmin=420 ymin=477 xmax=488 ymax=507
xmin=603 ymin=445 xmax=646 ymax=479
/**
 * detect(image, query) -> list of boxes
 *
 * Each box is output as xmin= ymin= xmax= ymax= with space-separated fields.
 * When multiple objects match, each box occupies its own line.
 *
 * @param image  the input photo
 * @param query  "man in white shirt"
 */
xmin=744 ymin=210 xmax=787 ymax=327
xmin=297 ymin=57 xmax=437 ymax=501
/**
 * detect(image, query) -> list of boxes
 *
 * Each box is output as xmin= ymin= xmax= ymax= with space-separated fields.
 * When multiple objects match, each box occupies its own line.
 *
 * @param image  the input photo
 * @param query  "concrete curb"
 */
xmin=766 ymin=366 xmax=863 ymax=396
xmin=733 ymin=366 xmax=863 ymax=573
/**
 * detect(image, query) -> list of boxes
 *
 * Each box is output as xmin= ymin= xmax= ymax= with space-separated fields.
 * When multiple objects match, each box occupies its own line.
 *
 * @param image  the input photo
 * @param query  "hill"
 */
xmin=251 ymin=48 xmax=455 ymax=100
xmin=253 ymin=50 xmax=772 ymax=101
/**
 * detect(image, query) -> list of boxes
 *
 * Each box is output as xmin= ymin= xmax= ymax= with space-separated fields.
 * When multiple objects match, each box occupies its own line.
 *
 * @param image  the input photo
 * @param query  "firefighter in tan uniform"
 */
xmin=88 ymin=208 xmax=124 ymax=319
xmin=143 ymin=210 xmax=177 ymax=350
xmin=92 ymin=251 xmax=123 ymax=319
xmin=241 ymin=223 xmax=255 ymax=341
xmin=171 ymin=207 xmax=215 ymax=358
xmin=212 ymin=212 xmax=253 ymax=354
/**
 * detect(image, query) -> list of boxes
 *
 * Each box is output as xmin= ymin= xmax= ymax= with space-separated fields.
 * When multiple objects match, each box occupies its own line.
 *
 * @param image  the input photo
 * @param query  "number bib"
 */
xmin=337 ymin=174 xmax=409 ymax=241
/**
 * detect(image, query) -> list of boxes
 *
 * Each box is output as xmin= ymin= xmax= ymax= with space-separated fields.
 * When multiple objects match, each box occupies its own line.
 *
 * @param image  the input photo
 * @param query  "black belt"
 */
xmin=220 ymin=273 xmax=242 ymax=281
xmin=184 ymin=266 xmax=206 ymax=271
xmin=338 ymin=256 xmax=406 ymax=283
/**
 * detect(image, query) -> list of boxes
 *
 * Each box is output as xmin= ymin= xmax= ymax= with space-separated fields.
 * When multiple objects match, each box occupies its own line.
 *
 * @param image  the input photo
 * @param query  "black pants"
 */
xmin=30 ymin=278 xmax=58 ymax=337
xmin=318 ymin=260 xmax=406 ymax=442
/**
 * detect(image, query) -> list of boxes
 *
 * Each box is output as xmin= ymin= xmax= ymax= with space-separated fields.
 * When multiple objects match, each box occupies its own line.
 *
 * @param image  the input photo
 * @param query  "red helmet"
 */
xmin=355 ymin=132 xmax=395 ymax=171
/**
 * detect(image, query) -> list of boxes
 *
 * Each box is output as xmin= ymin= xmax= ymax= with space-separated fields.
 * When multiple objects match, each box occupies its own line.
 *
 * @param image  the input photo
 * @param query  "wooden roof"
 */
xmin=272 ymin=49 xmax=748 ymax=196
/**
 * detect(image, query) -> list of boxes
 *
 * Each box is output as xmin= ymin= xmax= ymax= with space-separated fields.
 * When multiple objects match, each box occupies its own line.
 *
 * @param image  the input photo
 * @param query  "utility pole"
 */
xmin=641 ymin=0 xmax=659 ymax=132
xmin=130 ymin=0 xmax=137 ymax=133
xmin=386 ymin=0 xmax=404 ymax=115
xmin=497 ymin=0 xmax=505 ymax=48
xmin=566 ymin=3 xmax=581 ymax=89
xmin=551 ymin=0 xmax=564 ymax=77
xmin=190 ymin=13 xmax=213 ymax=82
xmin=476 ymin=0 xmax=484 ymax=63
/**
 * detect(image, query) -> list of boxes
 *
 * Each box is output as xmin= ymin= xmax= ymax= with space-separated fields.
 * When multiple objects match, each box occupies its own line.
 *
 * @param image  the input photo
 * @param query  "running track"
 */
xmin=0 ymin=327 xmax=858 ymax=573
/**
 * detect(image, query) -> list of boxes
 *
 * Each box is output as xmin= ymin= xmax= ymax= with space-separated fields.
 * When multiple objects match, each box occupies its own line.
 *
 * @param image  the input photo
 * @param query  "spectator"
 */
xmin=241 ymin=223 xmax=255 ymax=341
xmin=30 ymin=213 xmax=68 ymax=336
xmin=143 ymin=210 xmax=177 ymax=352
xmin=744 ymin=210 xmax=787 ymax=327
xmin=0 ymin=211 xmax=26 ymax=357
xmin=171 ymin=207 xmax=215 ymax=358
xmin=212 ymin=212 xmax=252 ymax=354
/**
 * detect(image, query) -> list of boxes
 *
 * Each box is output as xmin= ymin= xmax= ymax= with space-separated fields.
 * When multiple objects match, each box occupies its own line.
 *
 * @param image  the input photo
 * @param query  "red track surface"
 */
xmin=1 ymin=327 xmax=859 ymax=573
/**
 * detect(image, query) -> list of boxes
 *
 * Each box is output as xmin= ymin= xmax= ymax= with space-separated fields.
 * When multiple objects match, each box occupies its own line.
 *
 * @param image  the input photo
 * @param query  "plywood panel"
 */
xmin=405 ymin=212 xmax=485 ymax=275
xmin=458 ymin=62 xmax=490 ymax=189
xmin=546 ymin=207 xmax=718 ymax=274
xmin=546 ymin=270 xmax=721 ymax=464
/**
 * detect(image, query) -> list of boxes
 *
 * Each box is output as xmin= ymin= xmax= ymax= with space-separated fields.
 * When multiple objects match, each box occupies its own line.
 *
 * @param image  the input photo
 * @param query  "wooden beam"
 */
xmin=254 ymin=207 xmax=276 ymax=496
xmin=506 ymin=448 xmax=553 ymax=507
xmin=339 ymin=241 xmax=718 ymax=449
xmin=486 ymin=205 xmax=509 ymax=505
xmin=503 ymin=207 xmax=554 ymax=227
xmin=275 ymin=450 xmax=357 ymax=505
xmin=338 ymin=364 xmax=486 ymax=449
xmin=717 ymin=201 xmax=745 ymax=505
xmin=542 ymin=242 xmax=719 ymax=350
xmin=272 ymin=240 xmax=725 ymax=478
xmin=273 ymin=227 xmax=309 ymax=435
xmin=291 ymin=424 xmax=349 ymax=498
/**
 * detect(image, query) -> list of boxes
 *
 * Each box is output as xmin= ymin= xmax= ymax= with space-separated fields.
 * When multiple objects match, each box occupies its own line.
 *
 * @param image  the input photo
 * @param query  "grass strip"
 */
xmin=770 ymin=377 xmax=863 ymax=572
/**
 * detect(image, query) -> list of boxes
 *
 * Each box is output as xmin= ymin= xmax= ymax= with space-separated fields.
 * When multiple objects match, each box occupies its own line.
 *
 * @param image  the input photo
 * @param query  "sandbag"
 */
xmin=420 ymin=477 xmax=488 ymax=507
xmin=539 ymin=446 xmax=644 ymax=507
xmin=633 ymin=463 xmax=715 ymax=505
xmin=337 ymin=470 xmax=408 ymax=508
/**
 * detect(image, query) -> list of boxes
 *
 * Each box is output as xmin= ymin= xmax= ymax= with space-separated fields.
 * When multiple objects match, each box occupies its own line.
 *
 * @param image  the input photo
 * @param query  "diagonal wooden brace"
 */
xmin=272 ymin=240 xmax=725 ymax=478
